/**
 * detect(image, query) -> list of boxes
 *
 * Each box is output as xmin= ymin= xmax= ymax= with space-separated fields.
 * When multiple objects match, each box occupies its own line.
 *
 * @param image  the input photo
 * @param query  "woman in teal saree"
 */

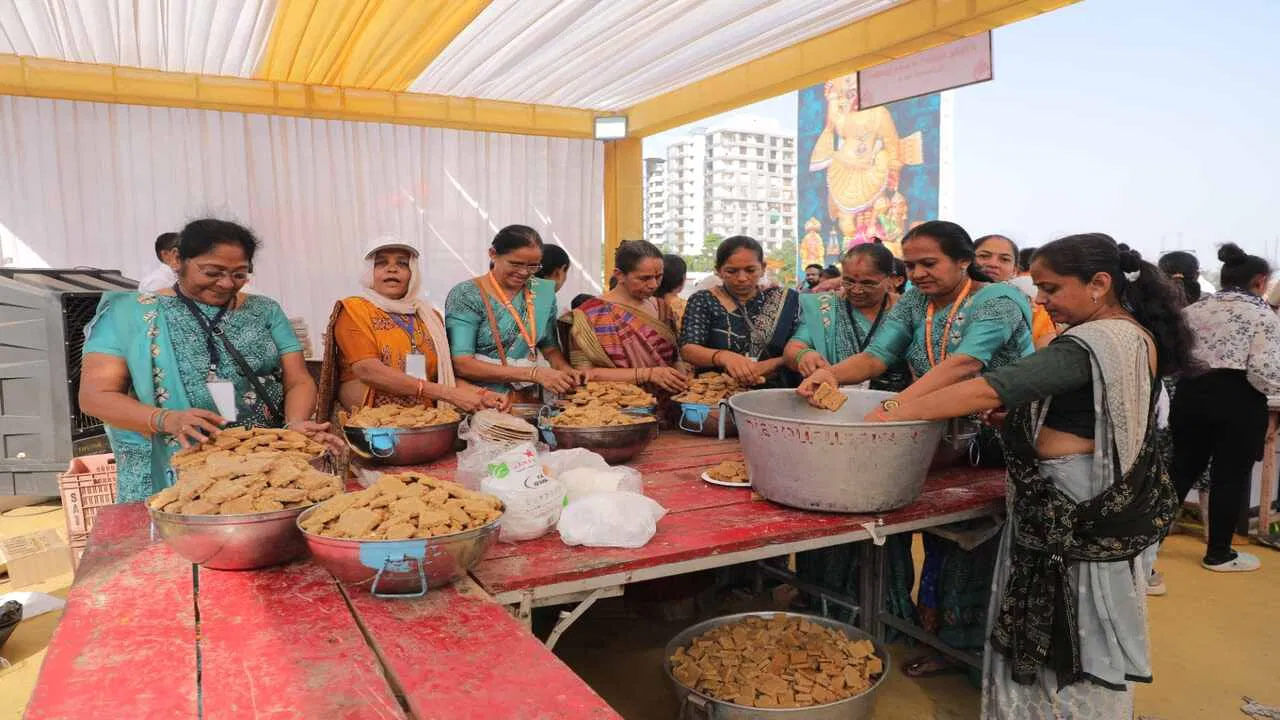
xmin=444 ymin=225 xmax=585 ymax=401
xmin=785 ymin=242 xmax=910 ymax=392
xmin=79 ymin=219 xmax=340 ymax=503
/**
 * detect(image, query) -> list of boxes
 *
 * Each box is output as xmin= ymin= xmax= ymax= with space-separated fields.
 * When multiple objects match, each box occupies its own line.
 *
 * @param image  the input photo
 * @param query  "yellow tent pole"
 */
xmin=602 ymin=138 xmax=643 ymax=282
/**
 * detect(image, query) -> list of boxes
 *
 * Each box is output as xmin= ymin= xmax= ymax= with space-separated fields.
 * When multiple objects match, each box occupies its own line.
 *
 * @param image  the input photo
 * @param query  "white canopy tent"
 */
xmin=0 ymin=0 xmax=1076 ymax=339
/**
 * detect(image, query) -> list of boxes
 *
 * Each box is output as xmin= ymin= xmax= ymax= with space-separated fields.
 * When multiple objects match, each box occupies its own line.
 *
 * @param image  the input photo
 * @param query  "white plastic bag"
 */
xmin=480 ymin=443 xmax=566 ymax=542
xmin=541 ymin=448 xmax=642 ymax=503
xmin=456 ymin=417 xmax=516 ymax=490
xmin=557 ymin=491 xmax=667 ymax=548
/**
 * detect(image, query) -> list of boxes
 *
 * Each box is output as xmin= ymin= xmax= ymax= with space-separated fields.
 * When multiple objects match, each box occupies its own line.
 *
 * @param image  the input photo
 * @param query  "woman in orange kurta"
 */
xmin=316 ymin=238 xmax=506 ymax=422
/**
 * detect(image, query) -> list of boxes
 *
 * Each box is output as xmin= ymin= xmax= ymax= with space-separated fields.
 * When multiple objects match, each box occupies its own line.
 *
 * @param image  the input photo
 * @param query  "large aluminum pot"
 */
xmin=546 ymin=420 xmax=659 ymax=464
xmin=727 ymin=389 xmax=946 ymax=513
xmin=343 ymin=421 xmax=460 ymax=466
xmin=664 ymin=612 xmax=889 ymax=720
xmin=297 ymin=507 xmax=501 ymax=597
xmin=149 ymin=505 xmax=310 ymax=570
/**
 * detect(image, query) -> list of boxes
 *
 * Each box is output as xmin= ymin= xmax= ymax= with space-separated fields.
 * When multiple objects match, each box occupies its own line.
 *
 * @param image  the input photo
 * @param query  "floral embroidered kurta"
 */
xmin=1183 ymin=290 xmax=1280 ymax=395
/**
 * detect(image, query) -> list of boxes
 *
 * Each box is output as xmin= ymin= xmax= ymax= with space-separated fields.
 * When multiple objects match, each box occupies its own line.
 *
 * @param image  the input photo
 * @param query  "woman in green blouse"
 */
xmin=798 ymin=220 xmax=1034 ymax=679
xmin=79 ymin=219 xmax=340 ymax=503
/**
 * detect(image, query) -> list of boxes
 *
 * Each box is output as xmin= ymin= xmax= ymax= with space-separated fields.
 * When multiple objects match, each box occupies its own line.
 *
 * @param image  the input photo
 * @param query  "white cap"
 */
xmin=364 ymin=235 xmax=419 ymax=260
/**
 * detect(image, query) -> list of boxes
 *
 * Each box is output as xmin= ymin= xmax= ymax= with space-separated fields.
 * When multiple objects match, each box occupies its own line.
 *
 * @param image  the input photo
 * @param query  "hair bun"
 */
xmin=1117 ymin=246 xmax=1143 ymax=274
xmin=1218 ymin=243 xmax=1247 ymax=265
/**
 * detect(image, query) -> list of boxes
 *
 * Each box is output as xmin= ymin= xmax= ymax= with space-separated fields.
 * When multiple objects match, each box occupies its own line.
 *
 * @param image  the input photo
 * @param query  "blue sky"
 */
xmin=644 ymin=0 xmax=1280 ymax=264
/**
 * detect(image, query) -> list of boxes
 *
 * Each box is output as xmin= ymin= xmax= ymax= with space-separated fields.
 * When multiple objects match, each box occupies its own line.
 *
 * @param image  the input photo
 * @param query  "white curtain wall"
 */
xmin=0 ymin=95 xmax=605 ymax=350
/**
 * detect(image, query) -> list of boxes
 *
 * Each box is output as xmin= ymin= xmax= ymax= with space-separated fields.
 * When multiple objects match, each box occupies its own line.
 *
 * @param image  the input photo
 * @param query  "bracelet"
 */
xmin=794 ymin=348 xmax=815 ymax=365
xmin=529 ymin=366 xmax=539 ymax=383
xmin=711 ymin=350 xmax=724 ymax=367
xmin=416 ymin=379 xmax=426 ymax=402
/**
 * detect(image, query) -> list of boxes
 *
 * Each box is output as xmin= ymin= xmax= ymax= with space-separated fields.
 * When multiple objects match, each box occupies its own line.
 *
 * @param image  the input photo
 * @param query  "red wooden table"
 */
xmin=409 ymin=433 xmax=1004 ymax=627
xmin=25 ymin=503 xmax=620 ymax=720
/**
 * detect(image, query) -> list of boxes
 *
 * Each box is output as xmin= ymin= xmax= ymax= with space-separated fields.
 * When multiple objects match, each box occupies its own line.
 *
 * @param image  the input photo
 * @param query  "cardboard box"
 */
xmin=1 ymin=529 xmax=72 ymax=588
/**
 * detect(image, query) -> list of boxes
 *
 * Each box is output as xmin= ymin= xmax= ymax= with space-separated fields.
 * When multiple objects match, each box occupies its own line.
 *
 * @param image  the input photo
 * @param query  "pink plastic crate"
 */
xmin=59 ymin=454 xmax=117 ymax=536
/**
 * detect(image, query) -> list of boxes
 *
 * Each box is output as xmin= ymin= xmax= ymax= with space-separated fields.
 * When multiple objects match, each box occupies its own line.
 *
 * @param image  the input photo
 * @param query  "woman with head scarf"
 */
xmin=316 ymin=237 xmax=507 ymax=423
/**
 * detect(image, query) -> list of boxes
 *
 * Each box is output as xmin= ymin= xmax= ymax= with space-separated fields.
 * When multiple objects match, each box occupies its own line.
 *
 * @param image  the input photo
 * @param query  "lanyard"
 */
xmin=924 ymin=279 xmax=973 ymax=368
xmin=173 ymin=284 xmax=232 ymax=376
xmin=486 ymin=272 xmax=538 ymax=352
xmin=847 ymin=294 xmax=888 ymax=352
xmin=388 ymin=312 xmax=418 ymax=346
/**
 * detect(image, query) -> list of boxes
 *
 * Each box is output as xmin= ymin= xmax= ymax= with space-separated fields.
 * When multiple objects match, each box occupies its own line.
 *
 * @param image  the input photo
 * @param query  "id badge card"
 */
xmin=206 ymin=379 xmax=239 ymax=422
xmin=404 ymin=353 xmax=427 ymax=380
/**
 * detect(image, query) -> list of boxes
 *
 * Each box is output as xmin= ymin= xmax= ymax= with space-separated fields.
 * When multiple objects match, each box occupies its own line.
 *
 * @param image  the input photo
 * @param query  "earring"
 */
xmin=1091 ymin=295 xmax=1099 ymax=304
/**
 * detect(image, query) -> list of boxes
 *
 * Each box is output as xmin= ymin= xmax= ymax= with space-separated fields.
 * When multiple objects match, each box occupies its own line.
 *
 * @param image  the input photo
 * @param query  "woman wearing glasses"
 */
xmin=444 ymin=225 xmax=584 ymax=401
xmin=78 ymin=219 xmax=340 ymax=503
xmin=784 ymin=242 xmax=910 ymax=392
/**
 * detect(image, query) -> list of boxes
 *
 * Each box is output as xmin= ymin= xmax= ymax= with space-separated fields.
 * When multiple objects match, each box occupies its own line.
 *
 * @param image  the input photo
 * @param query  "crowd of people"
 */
xmin=81 ymin=217 xmax=1280 ymax=720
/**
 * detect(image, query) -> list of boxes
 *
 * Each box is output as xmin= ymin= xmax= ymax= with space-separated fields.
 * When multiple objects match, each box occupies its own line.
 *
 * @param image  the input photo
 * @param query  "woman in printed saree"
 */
xmin=78 ymin=219 xmax=340 ymax=503
xmin=870 ymin=234 xmax=1190 ymax=719
xmin=561 ymin=240 xmax=689 ymax=395
xmin=445 ymin=225 xmax=585 ymax=401
xmin=799 ymin=220 xmax=1034 ymax=680
xmin=679 ymin=236 xmax=801 ymax=388
xmin=784 ymin=242 xmax=909 ymax=393
xmin=316 ymin=237 xmax=507 ymax=423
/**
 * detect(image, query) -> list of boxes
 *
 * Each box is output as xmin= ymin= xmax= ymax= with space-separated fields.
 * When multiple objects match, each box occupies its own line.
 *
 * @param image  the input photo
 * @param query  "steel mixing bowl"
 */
xmin=727 ymin=389 xmax=946 ymax=513
xmin=664 ymin=611 xmax=889 ymax=720
xmin=547 ymin=419 xmax=659 ymax=464
xmin=149 ymin=504 xmax=311 ymax=570
xmin=297 ymin=507 xmax=501 ymax=597
xmin=343 ymin=421 xmax=461 ymax=466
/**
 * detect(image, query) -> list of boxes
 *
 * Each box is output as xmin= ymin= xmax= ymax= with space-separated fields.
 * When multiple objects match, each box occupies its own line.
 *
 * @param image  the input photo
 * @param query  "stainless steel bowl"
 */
xmin=509 ymin=403 xmax=545 ymax=424
xmin=547 ymin=420 xmax=659 ymax=464
xmin=728 ymin=389 xmax=946 ymax=513
xmin=343 ymin=421 xmax=461 ymax=466
xmin=297 ymin=507 xmax=501 ymax=597
xmin=664 ymin=612 xmax=889 ymax=719
xmin=149 ymin=505 xmax=311 ymax=570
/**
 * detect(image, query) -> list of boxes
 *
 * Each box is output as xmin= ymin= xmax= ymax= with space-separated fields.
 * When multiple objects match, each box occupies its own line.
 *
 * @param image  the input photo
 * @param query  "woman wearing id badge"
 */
xmin=444 ymin=225 xmax=585 ymax=401
xmin=79 ymin=219 xmax=341 ymax=503
xmin=797 ymin=220 xmax=1034 ymax=682
xmin=316 ymin=237 xmax=508 ymax=421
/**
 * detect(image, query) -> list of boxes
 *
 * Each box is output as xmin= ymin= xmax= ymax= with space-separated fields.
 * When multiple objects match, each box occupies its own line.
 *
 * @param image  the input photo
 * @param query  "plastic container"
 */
xmin=59 ymin=454 xmax=118 ymax=537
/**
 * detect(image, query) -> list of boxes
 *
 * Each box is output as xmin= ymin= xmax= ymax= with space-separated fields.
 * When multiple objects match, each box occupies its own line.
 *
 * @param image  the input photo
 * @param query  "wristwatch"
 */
xmin=880 ymin=399 xmax=900 ymax=412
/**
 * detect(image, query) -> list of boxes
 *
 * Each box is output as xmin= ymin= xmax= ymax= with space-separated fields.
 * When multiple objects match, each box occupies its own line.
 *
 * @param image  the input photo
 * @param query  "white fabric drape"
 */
xmin=0 ymin=0 xmax=276 ymax=76
xmin=410 ymin=0 xmax=899 ymax=108
xmin=0 ymin=95 xmax=605 ymax=350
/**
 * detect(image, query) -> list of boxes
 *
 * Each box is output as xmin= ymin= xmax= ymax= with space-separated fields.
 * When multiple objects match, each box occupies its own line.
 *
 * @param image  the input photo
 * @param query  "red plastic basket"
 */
xmin=59 ymin=454 xmax=118 ymax=537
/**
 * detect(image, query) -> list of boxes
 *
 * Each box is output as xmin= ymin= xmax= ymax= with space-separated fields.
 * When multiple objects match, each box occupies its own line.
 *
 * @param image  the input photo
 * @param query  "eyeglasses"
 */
xmin=503 ymin=259 xmax=543 ymax=273
xmin=197 ymin=265 xmax=252 ymax=283
xmin=841 ymin=277 xmax=884 ymax=289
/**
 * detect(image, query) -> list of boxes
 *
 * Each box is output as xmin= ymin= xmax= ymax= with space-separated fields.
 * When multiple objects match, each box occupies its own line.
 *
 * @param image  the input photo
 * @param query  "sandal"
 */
xmin=903 ymin=653 xmax=961 ymax=678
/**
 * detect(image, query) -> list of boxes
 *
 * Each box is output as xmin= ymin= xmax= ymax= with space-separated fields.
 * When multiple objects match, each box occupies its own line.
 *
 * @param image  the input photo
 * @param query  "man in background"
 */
xmin=799 ymin=263 xmax=823 ymax=292
xmin=137 ymin=232 xmax=179 ymax=293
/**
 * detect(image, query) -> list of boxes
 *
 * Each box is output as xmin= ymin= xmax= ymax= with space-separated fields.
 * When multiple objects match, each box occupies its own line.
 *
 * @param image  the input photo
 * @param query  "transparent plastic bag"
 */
xmin=556 ymin=491 xmax=667 ymax=548
xmin=456 ymin=417 xmax=522 ymax=490
xmin=541 ymin=448 xmax=642 ymax=503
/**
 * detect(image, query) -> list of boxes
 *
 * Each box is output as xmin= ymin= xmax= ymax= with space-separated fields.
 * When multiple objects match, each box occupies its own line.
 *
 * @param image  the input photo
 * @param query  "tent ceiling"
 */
xmin=0 ymin=0 xmax=274 ymax=76
xmin=0 ymin=0 xmax=1075 ymax=137
xmin=408 ymin=0 xmax=899 ymax=109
